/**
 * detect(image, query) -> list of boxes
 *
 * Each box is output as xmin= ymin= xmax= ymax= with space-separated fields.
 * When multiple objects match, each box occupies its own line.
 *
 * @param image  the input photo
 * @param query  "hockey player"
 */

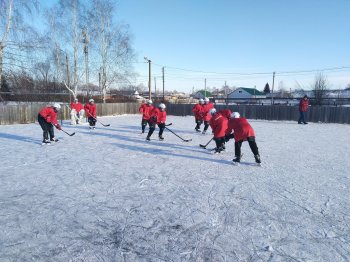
xmin=84 ymin=99 xmax=97 ymax=129
xmin=140 ymin=100 xmax=154 ymax=133
xmin=38 ymin=103 xmax=62 ymax=144
xmin=225 ymin=112 xmax=261 ymax=163
xmin=298 ymin=95 xmax=309 ymax=124
xmin=209 ymin=108 xmax=228 ymax=153
xmin=201 ymin=97 xmax=214 ymax=134
xmin=70 ymin=98 xmax=85 ymax=125
xmin=146 ymin=103 xmax=167 ymax=141
xmin=192 ymin=98 xmax=204 ymax=132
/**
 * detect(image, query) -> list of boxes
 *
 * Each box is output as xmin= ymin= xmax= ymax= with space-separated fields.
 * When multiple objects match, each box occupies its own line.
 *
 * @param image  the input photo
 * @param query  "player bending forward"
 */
xmin=146 ymin=103 xmax=167 ymax=141
xmin=225 ymin=112 xmax=261 ymax=164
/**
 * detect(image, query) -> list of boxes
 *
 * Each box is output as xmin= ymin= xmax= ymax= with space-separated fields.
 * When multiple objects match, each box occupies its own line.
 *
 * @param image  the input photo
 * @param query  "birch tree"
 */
xmin=0 ymin=0 xmax=39 ymax=99
xmin=88 ymin=0 xmax=134 ymax=103
xmin=46 ymin=0 xmax=86 ymax=98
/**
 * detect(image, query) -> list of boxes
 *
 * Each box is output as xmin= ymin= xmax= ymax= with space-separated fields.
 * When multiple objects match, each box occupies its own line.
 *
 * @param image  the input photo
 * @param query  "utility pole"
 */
xmin=144 ymin=57 xmax=151 ymax=99
xmin=162 ymin=67 xmax=165 ymax=102
xmin=272 ymin=71 xmax=275 ymax=105
xmin=205 ymin=78 xmax=207 ymax=98
xmin=154 ymin=77 xmax=157 ymax=101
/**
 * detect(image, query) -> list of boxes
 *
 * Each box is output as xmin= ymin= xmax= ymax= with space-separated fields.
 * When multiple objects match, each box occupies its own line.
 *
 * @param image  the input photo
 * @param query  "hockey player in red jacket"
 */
xmin=140 ymin=100 xmax=154 ymax=133
xmin=84 ymin=99 xmax=97 ymax=129
xmin=201 ymin=97 xmax=214 ymax=134
xmin=38 ymin=103 xmax=62 ymax=144
xmin=146 ymin=103 xmax=167 ymax=141
xmin=298 ymin=95 xmax=309 ymax=124
xmin=70 ymin=98 xmax=85 ymax=125
xmin=192 ymin=99 xmax=204 ymax=132
xmin=225 ymin=112 xmax=261 ymax=163
xmin=209 ymin=108 xmax=228 ymax=153
xmin=218 ymin=109 xmax=232 ymax=120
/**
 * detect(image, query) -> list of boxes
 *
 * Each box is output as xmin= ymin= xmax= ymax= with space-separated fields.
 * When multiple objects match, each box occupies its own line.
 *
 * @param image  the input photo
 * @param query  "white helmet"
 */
xmin=158 ymin=103 xmax=166 ymax=109
xmin=231 ymin=112 xmax=240 ymax=118
xmin=147 ymin=99 xmax=153 ymax=104
xmin=74 ymin=98 xmax=78 ymax=102
xmin=89 ymin=98 xmax=94 ymax=103
xmin=53 ymin=103 xmax=61 ymax=110
xmin=199 ymin=98 xmax=204 ymax=104
xmin=209 ymin=108 xmax=217 ymax=115
xmin=204 ymin=97 xmax=210 ymax=102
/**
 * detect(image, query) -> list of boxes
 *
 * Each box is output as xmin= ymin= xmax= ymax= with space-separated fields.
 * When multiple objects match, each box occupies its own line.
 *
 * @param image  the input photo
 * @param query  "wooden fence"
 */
xmin=1 ymin=103 xmax=350 ymax=125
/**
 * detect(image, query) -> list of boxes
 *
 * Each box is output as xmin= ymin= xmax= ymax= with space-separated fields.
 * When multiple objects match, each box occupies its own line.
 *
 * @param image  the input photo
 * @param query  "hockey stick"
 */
xmin=199 ymin=137 xmax=213 ymax=148
xmin=165 ymin=127 xmax=192 ymax=142
xmin=92 ymin=117 xmax=110 ymax=127
xmin=165 ymin=123 xmax=172 ymax=126
xmin=60 ymin=129 xmax=75 ymax=136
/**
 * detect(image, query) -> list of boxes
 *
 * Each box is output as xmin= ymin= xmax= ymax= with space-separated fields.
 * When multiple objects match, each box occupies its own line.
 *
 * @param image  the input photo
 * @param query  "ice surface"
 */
xmin=1 ymin=115 xmax=350 ymax=261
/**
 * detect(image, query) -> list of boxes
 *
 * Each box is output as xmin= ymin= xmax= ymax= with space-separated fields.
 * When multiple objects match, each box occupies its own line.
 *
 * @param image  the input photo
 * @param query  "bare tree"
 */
xmin=0 ymin=0 xmax=40 ymax=100
xmin=45 ymin=0 xmax=87 ymax=98
xmin=313 ymin=72 xmax=328 ymax=105
xmin=88 ymin=0 xmax=134 ymax=103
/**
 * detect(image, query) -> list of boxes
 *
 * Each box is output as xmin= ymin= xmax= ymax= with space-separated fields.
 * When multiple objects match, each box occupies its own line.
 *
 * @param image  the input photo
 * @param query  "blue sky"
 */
xmin=115 ymin=0 xmax=350 ymax=92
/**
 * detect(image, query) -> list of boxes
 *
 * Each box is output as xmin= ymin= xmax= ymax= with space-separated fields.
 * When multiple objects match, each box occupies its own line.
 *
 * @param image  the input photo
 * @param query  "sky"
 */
xmin=114 ymin=0 xmax=350 ymax=93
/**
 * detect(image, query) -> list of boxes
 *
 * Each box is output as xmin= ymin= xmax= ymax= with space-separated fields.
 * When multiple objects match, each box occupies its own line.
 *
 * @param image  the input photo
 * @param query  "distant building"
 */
xmin=227 ymin=87 xmax=265 ymax=99
xmin=192 ymin=90 xmax=213 ymax=99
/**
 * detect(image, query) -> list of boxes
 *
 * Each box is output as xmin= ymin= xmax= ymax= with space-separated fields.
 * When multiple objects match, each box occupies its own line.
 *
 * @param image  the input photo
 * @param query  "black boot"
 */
xmin=159 ymin=135 xmax=164 ymax=140
xmin=232 ymin=155 xmax=242 ymax=163
xmin=254 ymin=154 xmax=261 ymax=164
xmin=146 ymin=136 xmax=150 ymax=141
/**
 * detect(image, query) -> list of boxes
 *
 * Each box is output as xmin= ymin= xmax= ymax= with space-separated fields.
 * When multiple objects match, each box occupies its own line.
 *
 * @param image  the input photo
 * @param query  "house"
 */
xmin=192 ymin=90 xmax=213 ymax=99
xmin=227 ymin=87 xmax=265 ymax=99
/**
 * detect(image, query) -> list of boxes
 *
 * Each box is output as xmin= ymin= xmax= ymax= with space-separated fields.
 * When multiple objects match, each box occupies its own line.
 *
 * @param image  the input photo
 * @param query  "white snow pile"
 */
xmin=1 ymin=114 xmax=350 ymax=261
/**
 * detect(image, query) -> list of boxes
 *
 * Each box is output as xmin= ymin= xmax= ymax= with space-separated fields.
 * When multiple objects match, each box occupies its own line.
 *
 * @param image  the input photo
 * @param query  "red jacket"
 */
xmin=209 ymin=112 xmax=228 ymax=138
xmin=139 ymin=103 xmax=147 ymax=113
xmin=202 ymin=102 xmax=214 ymax=121
xmin=151 ymin=107 xmax=167 ymax=124
xmin=141 ymin=105 xmax=154 ymax=120
xmin=226 ymin=118 xmax=255 ymax=142
xmin=299 ymin=98 xmax=309 ymax=112
xmin=218 ymin=109 xmax=232 ymax=120
xmin=39 ymin=107 xmax=59 ymax=125
xmin=71 ymin=102 xmax=84 ymax=112
xmin=192 ymin=104 xmax=204 ymax=120
xmin=84 ymin=103 xmax=97 ymax=118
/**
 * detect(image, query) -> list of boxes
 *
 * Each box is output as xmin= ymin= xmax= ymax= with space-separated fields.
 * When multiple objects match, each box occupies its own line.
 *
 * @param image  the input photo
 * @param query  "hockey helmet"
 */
xmin=231 ymin=112 xmax=240 ymax=118
xmin=147 ymin=99 xmax=153 ymax=105
xmin=158 ymin=103 xmax=166 ymax=110
xmin=89 ymin=98 xmax=94 ymax=103
xmin=53 ymin=103 xmax=61 ymax=111
xmin=199 ymin=98 xmax=204 ymax=104
xmin=204 ymin=97 xmax=210 ymax=103
xmin=209 ymin=108 xmax=217 ymax=115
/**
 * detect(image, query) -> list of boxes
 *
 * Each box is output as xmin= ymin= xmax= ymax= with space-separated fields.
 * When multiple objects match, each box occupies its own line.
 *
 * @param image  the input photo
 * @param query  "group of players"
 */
xmin=37 ymin=98 xmax=261 ymax=163
xmin=37 ymin=98 xmax=98 ymax=144
xmin=139 ymin=98 xmax=261 ymax=164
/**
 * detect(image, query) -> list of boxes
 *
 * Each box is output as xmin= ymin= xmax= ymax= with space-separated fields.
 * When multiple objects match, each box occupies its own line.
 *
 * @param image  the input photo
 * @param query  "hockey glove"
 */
xmin=55 ymin=124 xmax=62 ymax=130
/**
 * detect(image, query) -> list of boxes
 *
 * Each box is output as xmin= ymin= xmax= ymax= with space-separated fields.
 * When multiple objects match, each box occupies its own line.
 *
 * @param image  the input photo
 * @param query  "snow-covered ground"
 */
xmin=1 ymin=115 xmax=350 ymax=261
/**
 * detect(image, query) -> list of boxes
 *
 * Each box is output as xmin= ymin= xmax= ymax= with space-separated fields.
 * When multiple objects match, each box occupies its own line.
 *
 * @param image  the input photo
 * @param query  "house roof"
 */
xmin=236 ymin=87 xmax=264 ymax=96
xmin=196 ymin=90 xmax=213 ymax=97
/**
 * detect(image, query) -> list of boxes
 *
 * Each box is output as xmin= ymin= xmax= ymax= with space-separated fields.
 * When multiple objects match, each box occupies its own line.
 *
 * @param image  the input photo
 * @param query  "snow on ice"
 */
xmin=0 ymin=115 xmax=350 ymax=261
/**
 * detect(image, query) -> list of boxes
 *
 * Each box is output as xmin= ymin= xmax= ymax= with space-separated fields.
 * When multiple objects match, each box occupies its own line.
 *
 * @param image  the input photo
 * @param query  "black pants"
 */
xmin=38 ymin=114 xmax=54 ymax=140
xmin=147 ymin=122 xmax=165 ymax=137
xmin=214 ymin=137 xmax=225 ymax=149
xmin=141 ymin=119 xmax=152 ymax=133
xmin=234 ymin=136 xmax=259 ymax=157
xmin=88 ymin=117 xmax=96 ymax=126
xmin=203 ymin=121 xmax=209 ymax=131
xmin=195 ymin=119 xmax=203 ymax=129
